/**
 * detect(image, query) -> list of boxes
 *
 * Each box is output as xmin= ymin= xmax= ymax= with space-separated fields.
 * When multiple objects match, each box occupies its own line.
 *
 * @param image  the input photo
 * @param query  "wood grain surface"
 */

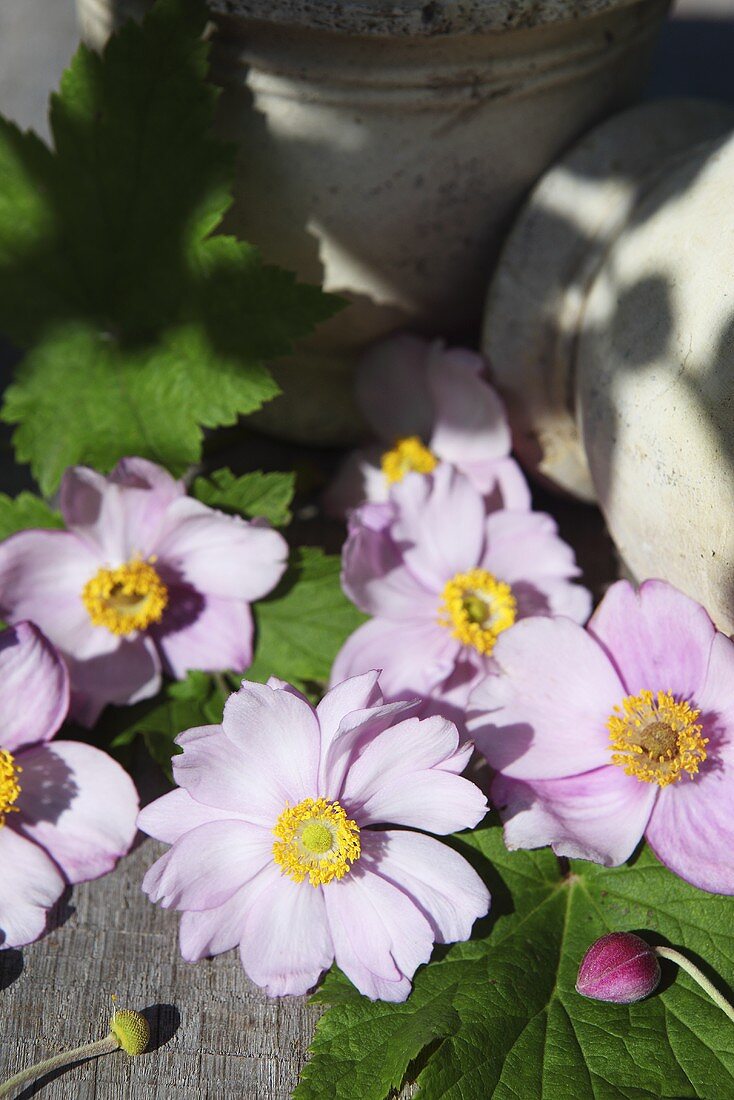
xmin=1 ymin=829 xmax=323 ymax=1099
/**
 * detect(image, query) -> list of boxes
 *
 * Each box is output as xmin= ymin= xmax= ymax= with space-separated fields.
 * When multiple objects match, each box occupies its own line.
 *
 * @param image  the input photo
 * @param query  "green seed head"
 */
xmin=110 ymin=1010 xmax=150 ymax=1056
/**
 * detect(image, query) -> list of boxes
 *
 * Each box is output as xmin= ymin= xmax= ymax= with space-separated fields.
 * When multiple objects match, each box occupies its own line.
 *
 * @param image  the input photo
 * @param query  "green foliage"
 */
xmin=296 ymin=825 xmax=734 ymax=1100
xmin=0 ymin=491 xmax=62 ymax=540
xmin=0 ymin=0 xmax=339 ymax=493
xmin=193 ymin=468 xmax=295 ymax=527
xmin=247 ymin=547 xmax=368 ymax=689
xmin=110 ymin=670 xmax=230 ymax=780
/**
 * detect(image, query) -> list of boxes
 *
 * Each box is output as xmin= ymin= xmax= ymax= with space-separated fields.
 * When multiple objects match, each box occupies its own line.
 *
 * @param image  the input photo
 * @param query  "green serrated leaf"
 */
xmin=109 ymin=669 xmax=230 ymax=778
xmin=3 ymin=320 xmax=279 ymax=494
xmin=0 ymin=491 xmax=62 ymax=540
xmin=0 ymin=119 xmax=70 ymax=344
xmin=50 ymin=0 xmax=229 ymax=336
xmin=248 ymin=547 xmax=368 ymax=686
xmin=0 ymin=0 xmax=340 ymax=491
xmin=297 ymin=826 xmax=734 ymax=1100
xmin=192 ymin=468 xmax=295 ymax=527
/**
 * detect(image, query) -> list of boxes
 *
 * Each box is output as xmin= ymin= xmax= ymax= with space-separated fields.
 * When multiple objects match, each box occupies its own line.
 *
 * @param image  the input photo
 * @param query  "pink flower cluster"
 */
xmin=328 ymin=333 xmax=734 ymax=902
xmin=3 ymin=329 xmax=732 ymax=1016
xmin=0 ymin=456 xmax=289 ymax=949
xmin=329 ymin=336 xmax=590 ymax=729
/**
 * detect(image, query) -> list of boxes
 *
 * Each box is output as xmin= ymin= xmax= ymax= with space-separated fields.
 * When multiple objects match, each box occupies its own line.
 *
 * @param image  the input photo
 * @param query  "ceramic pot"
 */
xmin=483 ymin=98 xmax=734 ymax=632
xmin=78 ymin=0 xmax=669 ymax=443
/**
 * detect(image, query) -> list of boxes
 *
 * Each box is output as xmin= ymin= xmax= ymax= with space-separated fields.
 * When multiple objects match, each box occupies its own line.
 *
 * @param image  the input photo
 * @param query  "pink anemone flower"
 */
xmin=332 ymin=465 xmax=591 ymax=729
xmin=324 ymin=333 xmax=531 ymax=516
xmin=468 ymin=579 xmax=734 ymax=894
xmin=0 ymin=621 xmax=138 ymax=948
xmin=139 ymin=672 xmax=489 ymax=1001
xmin=0 ymin=458 xmax=289 ymax=726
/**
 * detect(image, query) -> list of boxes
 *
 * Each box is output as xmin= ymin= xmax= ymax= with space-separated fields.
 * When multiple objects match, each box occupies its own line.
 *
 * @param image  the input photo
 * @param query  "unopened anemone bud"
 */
xmin=110 ymin=1009 xmax=150 ymax=1056
xmin=576 ymin=932 xmax=661 ymax=1005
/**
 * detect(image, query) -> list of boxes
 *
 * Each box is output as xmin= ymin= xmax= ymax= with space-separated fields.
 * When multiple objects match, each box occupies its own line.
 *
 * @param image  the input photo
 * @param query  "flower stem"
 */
xmin=0 ymin=1033 xmax=120 ymax=1097
xmin=655 ymin=946 xmax=734 ymax=1023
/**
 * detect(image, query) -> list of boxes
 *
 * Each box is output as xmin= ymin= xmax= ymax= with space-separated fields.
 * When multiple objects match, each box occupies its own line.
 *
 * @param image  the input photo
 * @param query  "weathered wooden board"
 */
xmin=1 ymin=831 xmax=323 ymax=1099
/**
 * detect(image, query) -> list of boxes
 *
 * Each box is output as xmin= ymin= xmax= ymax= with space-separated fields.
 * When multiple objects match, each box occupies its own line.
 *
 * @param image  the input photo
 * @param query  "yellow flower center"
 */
xmin=608 ymin=689 xmax=708 ymax=787
xmin=272 ymin=797 xmax=361 ymax=886
xmin=439 ymin=568 xmax=517 ymax=655
xmin=0 ymin=749 xmax=21 ymax=827
xmin=381 ymin=435 xmax=438 ymax=485
xmin=81 ymin=558 xmax=168 ymax=636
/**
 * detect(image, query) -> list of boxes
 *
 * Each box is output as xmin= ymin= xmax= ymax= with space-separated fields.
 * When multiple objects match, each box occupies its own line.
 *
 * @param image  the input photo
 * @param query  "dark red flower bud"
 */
xmin=576 ymin=932 xmax=661 ymax=1004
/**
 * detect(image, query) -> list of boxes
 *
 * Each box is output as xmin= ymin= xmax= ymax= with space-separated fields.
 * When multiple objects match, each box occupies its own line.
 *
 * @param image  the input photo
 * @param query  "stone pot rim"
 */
xmin=209 ymin=0 xmax=653 ymax=36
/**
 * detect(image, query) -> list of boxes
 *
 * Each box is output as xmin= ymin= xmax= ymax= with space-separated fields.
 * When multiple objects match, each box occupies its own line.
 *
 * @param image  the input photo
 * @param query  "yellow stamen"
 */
xmin=608 ymin=689 xmax=708 ymax=787
xmin=82 ymin=558 xmax=168 ymax=636
xmin=272 ymin=797 xmax=360 ymax=886
xmin=381 ymin=435 xmax=438 ymax=485
xmin=439 ymin=568 xmax=517 ymax=655
xmin=0 ymin=749 xmax=21 ymax=827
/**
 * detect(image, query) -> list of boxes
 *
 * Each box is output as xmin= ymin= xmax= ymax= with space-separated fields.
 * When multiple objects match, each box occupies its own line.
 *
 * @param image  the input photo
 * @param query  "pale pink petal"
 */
xmin=468 ymin=618 xmax=623 ymax=780
xmin=176 ymin=723 xmax=220 ymax=746
xmin=341 ymin=715 xmax=487 ymax=832
xmin=493 ymin=767 xmax=656 ymax=866
xmin=463 ymin=456 xmax=532 ymax=511
xmin=390 ymin=466 xmax=485 ymax=590
xmin=324 ymin=865 xmax=434 ymax=1001
xmin=427 ymin=651 xmax=489 ymax=735
xmin=316 ymin=671 xmax=384 ymax=746
xmin=696 ymin=630 xmax=734 ymax=727
xmin=330 ymin=616 xmax=460 ymax=703
xmin=365 ymin=830 xmax=490 ymax=943
xmin=59 ymin=465 xmax=128 ymax=559
xmin=356 ymin=333 xmax=433 ymax=443
xmin=322 ymin=447 xmax=386 ymax=517
xmin=179 ymin=883 xmax=252 ymax=961
xmin=344 ymin=713 xmax=460 ymax=783
xmin=0 ymin=622 xmax=69 ymax=752
xmin=320 ymin=699 xmax=420 ymax=800
xmin=15 ymin=741 xmax=138 ymax=884
xmin=153 ymin=497 xmax=288 ymax=602
xmin=138 ymin=787 xmax=251 ymax=844
xmin=222 ymin=681 xmax=321 ymax=806
xmin=67 ymin=634 xmax=161 ymax=727
xmin=511 ymin=577 xmax=592 ymax=625
xmin=428 ymin=346 xmax=511 ymax=464
xmin=61 ymin=459 xmax=184 ymax=558
xmin=172 ymin=726 xmax=284 ymax=826
xmin=0 ymin=528 xmax=112 ymax=661
xmin=239 ymin=864 xmax=334 ymax=996
xmin=265 ymin=677 xmax=313 ymax=704
xmin=588 ymin=579 xmax=717 ymax=699
xmin=351 ymin=770 xmax=487 ymax=834
xmin=154 ymin=591 xmax=253 ymax=679
xmin=646 ymin=768 xmax=734 ymax=894
xmin=141 ymin=819 xmax=272 ymax=910
xmin=644 ymin=630 xmax=734 ymax=893
xmin=111 ymin=456 xmax=184 ymax=497
xmin=342 ymin=506 xmax=437 ymax=619
xmin=482 ymin=510 xmax=581 ymax=584
xmin=0 ymin=827 xmax=64 ymax=948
